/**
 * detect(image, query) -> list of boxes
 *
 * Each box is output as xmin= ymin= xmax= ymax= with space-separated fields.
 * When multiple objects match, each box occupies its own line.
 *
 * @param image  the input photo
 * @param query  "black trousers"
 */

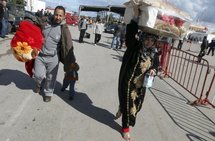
xmin=94 ymin=34 xmax=101 ymax=44
xmin=207 ymin=47 xmax=215 ymax=56
xmin=79 ymin=29 xmax=86 ymax=43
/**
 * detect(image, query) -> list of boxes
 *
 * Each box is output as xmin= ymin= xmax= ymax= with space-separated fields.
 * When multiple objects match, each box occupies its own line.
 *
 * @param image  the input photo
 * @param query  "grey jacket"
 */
xmin=36 ymin=16 xmax=77 ymax=72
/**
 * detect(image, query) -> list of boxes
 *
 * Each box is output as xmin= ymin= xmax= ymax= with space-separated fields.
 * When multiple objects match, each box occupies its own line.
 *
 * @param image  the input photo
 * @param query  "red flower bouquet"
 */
xmin=11 ymin=20 xmax=44 ymax=62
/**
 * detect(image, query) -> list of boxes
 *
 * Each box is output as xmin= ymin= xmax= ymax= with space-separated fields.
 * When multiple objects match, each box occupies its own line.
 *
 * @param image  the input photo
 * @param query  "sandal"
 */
xmin=122 ymin=132 xmax=131 ymax=141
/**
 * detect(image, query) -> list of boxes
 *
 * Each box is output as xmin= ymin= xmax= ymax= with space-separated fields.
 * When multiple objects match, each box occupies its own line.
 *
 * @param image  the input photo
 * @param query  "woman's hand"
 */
xmin=149 ymin=69 xmax=156 ymax=76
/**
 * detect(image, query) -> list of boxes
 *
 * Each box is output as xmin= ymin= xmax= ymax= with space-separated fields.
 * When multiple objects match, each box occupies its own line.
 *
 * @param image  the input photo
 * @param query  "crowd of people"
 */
xmin=77 ymin=16 xmax=127 ymax=50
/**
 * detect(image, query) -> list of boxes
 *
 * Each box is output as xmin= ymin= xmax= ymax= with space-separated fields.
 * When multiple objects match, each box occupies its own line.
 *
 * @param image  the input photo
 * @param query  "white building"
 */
xmin=25 ymin=0 xmax=46 ymax=12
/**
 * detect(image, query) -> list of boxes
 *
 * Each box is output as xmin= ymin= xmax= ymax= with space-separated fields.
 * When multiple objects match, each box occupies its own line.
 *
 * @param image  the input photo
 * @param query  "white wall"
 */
xmin=207 ymin=34 xmax=215 ymax=43
xmin=25 ymin=0 xmax=46 ymax=12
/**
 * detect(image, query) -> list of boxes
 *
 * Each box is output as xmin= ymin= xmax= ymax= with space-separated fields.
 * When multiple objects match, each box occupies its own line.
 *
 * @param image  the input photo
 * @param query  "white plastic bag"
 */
xmin=143 ymin=74 xmax=154 ymax=88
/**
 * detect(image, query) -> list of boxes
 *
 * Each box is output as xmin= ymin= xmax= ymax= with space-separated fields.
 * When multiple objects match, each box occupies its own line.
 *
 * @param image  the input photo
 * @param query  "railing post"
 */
xmin=200 ymin=70 xmax=215 ymax=108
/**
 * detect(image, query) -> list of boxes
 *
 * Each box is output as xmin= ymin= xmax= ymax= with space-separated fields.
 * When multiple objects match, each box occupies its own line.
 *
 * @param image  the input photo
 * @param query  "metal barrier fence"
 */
xmin=161 ymin=47 xmax=215 ymax=108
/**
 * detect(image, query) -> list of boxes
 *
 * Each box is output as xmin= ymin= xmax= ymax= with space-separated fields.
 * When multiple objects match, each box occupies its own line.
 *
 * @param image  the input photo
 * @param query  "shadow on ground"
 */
xmin=0 ymin=69 xmax=34 ymax=89
xmin=54 ymin=81 xmax=121 ymax=134
xmin=111 ymin=53 xmax=123 ymax=62
xmin=149 ymin=79 xmax=215 ymax=141
xmin=0 ymin=49 xmax=11 ymax=59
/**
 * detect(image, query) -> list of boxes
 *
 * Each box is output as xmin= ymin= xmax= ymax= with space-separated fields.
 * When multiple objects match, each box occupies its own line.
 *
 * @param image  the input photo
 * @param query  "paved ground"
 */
xmin=0 ymin=26 xmax=215 ymax=141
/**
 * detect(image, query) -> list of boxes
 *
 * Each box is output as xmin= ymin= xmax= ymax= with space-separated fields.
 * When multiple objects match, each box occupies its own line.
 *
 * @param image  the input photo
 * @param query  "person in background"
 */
xmin=93 ymin=19 xmax=104 ymax=46
xmin=33 ymin=6 xmax=77 ymax=102
xmin=78 ymin=16 xmax=87 ymax=43
xmin=116 ymin=20 xmax=159 ymax=141
xmin=111 ymin=22 xmax=122 ymax=49
xmin=197 ymin=36 xmax=208 ymax=63
xmin=119 ymin=22 xmax=126 ymax=49
xmin=177 ymin=38 xmax=184 ymax=50
xmin=0 ymin=0 xmax=9 ymax=38
xmin=156 ymin=37 xmax=172 ymax=78
xmin=207 ymin=39 xmax=215 ymax=56
xmin=35 ymin=10 xmax=40 ymax=17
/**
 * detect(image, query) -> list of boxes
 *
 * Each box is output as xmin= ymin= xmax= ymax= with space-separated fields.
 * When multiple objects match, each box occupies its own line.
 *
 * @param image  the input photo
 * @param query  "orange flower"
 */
xmin=14 ymin=42 xmax=32 ymax=55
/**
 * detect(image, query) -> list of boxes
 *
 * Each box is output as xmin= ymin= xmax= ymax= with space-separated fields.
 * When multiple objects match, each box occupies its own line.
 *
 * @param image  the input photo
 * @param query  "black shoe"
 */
xmin=1 ymin=35 xmax=8 ymax=38
xmin=43 ymin=96 xmax=51 ymax=102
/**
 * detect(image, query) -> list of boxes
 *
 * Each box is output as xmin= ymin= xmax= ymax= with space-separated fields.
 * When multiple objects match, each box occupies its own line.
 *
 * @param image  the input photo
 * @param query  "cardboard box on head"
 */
xmin=124 ymin=0 xmax=192 ymax=39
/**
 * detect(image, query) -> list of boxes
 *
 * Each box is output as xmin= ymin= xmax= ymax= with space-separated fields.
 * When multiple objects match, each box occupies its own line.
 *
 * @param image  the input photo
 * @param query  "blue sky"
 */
xmin=44 ymin=0 xmax=215 ymax=31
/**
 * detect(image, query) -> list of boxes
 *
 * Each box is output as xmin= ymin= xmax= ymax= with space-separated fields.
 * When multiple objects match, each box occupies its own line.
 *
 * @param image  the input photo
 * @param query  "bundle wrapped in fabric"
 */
xmin=11 ymin=20 xmax=44 ymax=62
xmin=124 ymin=0 xmax=191 ymax=39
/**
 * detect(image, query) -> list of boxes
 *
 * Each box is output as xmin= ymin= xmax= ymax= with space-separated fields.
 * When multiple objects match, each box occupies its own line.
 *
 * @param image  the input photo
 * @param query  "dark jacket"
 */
xmin=0 ymin=4 xmax=9 ymax=20
xmin=0 ymin=4 xmax=3 ymax=20
xmin=208 ymin=41 xmax=215 ymax=48
xmin=201 ymin=37 xmax=208 ymax=50
xmin=59 ymin=23 xmax=78 ymax=74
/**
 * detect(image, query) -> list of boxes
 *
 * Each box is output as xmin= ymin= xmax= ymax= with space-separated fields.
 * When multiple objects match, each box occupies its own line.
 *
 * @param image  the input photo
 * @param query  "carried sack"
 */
xmin=84 ymin=32 xmax=90 ymax=38
xmin=69 ymin=62 xmax=80 ymax=71
xmin=65 ymin=62 xmax=80 ymax=72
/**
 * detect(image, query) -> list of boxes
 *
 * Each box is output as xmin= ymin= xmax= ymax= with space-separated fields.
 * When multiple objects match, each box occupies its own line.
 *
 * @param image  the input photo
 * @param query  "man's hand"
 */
xmin=31 ymin=49 xmax=39 ymax=59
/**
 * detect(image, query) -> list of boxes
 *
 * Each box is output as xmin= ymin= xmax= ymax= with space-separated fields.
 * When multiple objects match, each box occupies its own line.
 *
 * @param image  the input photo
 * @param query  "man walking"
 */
xmin=207 ymin=39 xmax=215 ymax=56
xmin=93 ymin=19 xmax=104 ymax=46
xmin=78 ymin=16 xmax=87 ymax=43
xmin=0 ymin=0 xmax=9 ymax=38
xmin=197 ymin=36 xmax=208 ymax=63
xmin=33 ymin=6 xmax=77 ymax=102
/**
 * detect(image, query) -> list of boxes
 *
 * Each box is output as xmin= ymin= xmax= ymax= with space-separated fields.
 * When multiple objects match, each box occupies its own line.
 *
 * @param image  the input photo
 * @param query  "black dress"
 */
xmin=118 ymin=21 xmax=159 ymax=128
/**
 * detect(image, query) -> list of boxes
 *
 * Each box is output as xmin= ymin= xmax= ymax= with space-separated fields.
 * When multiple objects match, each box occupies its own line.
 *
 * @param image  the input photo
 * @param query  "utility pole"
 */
xmin=30 ymin=0 xmax=33 ymax=11
xmin=106 ymin=0 xmax=112 ymax=23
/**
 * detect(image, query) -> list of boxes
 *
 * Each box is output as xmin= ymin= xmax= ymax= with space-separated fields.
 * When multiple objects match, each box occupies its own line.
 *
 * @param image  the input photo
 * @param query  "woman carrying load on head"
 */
xmin=116 ymin=19 xmax=160 ymax=141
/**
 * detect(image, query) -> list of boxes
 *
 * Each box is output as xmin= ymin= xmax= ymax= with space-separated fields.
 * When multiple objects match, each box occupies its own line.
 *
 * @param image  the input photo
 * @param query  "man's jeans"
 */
xmin=111 ymin=36 xmax=120 ymax=49
xmin=0 ymin=18 xmax=8 ymax=37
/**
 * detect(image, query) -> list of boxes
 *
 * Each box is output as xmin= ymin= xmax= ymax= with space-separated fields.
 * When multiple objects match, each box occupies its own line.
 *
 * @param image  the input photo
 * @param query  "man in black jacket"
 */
xmin=197 ymin=36 xmax=208 ymax=63
xmin=0 ymin=0 xmax=9 ymax=38
xmin=207 ymin=39 xmax=215 ymax=56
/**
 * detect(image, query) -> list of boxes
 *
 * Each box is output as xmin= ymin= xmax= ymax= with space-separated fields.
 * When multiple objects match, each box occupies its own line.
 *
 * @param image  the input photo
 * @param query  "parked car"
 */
xmin=24 ymin=10 xmax=36 ymax=20
xmin=7 ymin=3 xmax=25 ymax=33
xmin=104 ymin=24 xmax=117 ymax=34
xmin=66 ymin=13 xmax=78 ymax=26
xmin=25 ymin=10 xmax=36 ymax=17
